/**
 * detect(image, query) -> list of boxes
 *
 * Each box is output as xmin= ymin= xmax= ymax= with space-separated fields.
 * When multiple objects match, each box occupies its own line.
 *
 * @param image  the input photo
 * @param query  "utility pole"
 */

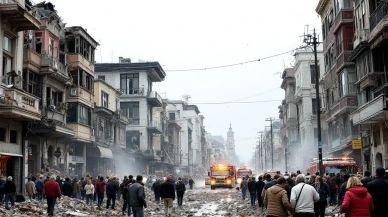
xmin=259 ymin=131 xmax=264 ymax=172
xmin=303 ymin=28 xmax=323 ymax=174
xmin=285 ymin=148 xmax=288 ymax=173
xmin=266 ymin=118 xmax=274 ymax=170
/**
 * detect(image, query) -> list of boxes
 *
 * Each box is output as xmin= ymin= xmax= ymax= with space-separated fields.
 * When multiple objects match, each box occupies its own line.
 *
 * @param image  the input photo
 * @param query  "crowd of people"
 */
xmin=0 ymin=173 xmax=197 ymax=217
xmin=240 ymin=167 xmax=388 ymax=217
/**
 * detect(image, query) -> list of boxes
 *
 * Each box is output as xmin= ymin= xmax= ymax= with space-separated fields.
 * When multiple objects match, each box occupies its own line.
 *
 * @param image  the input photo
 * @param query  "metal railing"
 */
xmin=370 ymin=1 xmax=388 ymax=31
xmin=148 ymin=91 xmax=163 ymax=103
xmin=119 ymin=88 xmax=145 ymax=95
xmin=41 ymin=56 xmax=67 ymax=76
xmin=148 ymin=120 xmax=162 ymax=130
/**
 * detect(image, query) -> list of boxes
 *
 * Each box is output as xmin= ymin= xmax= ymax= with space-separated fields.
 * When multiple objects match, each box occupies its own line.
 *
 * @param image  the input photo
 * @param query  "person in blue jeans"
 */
xmin=35 ymin=176 xmax=45 ymax=201
xmin=247 ymin=177 xmax=257 ymax=206
xmin=240 ymin=177 xmax=248 ymax=200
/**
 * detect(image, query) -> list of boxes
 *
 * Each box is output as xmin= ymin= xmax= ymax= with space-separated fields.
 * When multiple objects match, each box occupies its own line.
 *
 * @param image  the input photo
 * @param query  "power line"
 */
xmin=222 ymin=88 xmax=280 ymax=103
xmin=191 ymin=99 xmax=282 ymax=105
xmin=165 ymin=46 xmax=306 ymax=72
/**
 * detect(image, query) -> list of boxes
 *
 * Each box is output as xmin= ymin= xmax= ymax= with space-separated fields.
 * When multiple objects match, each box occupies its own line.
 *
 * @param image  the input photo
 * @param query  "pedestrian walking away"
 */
xmin=264 ymin=177 xmax=295 ymax=217
xmin=313 ymin=176 xmax=329 ymax=217
xmin=80 ymin=177 xmax=87 ymax=200
xmin=106 ymin=177 xmax=119 ymax=209
xmin=256 ymin=176 xmax=266 ymax=211
xmin=338 ymin=174 xmax=350 ymax=206
xmin=72 ymin=178 xmax=80 ymax=198
xmin=248 ymin=176 xmax=257 ymax=206
xmin=176 ymin=178 xmax=186 ymax=207
xmin=25 ymin=177 xmax=36 ymax=200
xmin=128 ymin=175 xmax=147 ymax=217
xmin=61 ymin=178 xmax=73 ymax=197
xmin=161 ymin=175 xmax=176 ymax=217
xmin=152 ymin=178 xmax=161 ymax=204
xmin=340 ymin=177 xmax=374 ymax=217
xmin=290 ymin=174 xmax=319 ymax=217
xmin=240 ymin=177 xmax=248 ymax=201
xmin=35 ymin=175 xmax=44 ymax=201
xmin=366 ymin=167 xmax=388 ymax=217
xmin=95 ymin=177 xmax=106 ymax=210
xmin=188 ymin=177 xmax=195 ymax=190
xmin=43 ymin=175 xmax=61 ymax=217
xmin=361 ymin=171 xmax=373 ymax=187
xmin=4 ymin=176 xmax=16 ymax=210
xmin=124 ymin=175 xmax=135 ymax=215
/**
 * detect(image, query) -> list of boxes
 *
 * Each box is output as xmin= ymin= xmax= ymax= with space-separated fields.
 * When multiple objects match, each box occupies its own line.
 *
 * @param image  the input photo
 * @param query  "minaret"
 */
xmin=226 ymin=123 xmax=236 ymax=162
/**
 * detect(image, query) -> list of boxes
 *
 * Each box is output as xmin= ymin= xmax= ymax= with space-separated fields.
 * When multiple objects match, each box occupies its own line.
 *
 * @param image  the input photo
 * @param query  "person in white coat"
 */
xmin=290 ymin=174 xmax=319 ymax=217
xmin=84 ymin=179 xmax=94 ymax=205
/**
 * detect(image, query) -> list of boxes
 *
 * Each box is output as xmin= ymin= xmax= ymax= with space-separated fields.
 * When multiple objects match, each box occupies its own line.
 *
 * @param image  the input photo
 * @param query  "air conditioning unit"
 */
xmin=70 ymin=88 xmax=77 ymax=96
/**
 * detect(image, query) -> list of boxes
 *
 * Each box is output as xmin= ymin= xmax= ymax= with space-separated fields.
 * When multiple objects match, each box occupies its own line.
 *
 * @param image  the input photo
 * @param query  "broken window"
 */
xmin=35 ymin=37 xmax=42 ymax=54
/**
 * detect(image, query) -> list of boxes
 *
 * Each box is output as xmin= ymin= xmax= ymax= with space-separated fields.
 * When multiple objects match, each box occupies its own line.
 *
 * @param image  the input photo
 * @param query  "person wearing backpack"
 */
xmin=290 ymin=174 xmax=319 ymax=217
xmin=35 ymin=176 xmax=44 ymax=201
xmin=240 ymin=177 xmax=248 ymax=200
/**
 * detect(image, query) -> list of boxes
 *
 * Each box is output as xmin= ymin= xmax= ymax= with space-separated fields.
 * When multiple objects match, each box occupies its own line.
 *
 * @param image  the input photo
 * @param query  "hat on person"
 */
xmin=167 ymin=175 xmax=172 ymax=181
xmin=7 ymin=176 xmax=12 ymax=181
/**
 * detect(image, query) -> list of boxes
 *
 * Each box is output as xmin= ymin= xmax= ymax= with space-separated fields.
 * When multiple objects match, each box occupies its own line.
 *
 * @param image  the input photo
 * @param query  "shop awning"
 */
xmin=97 ymin=146 xmax=113 ymax=159
xmin=0 ymin=152 xmax=23 ymax=157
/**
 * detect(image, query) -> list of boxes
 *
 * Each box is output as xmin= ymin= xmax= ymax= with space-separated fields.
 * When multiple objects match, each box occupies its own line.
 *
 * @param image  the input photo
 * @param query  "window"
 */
xmin=310 ymin=65 xmax=320 ymax=84
xmin=49 ymin=38 xmax=54 ymax=56
xmin=339 ymin=70 xmax=357 ymax=98
xmin=67 ymin=103 xmax=77 ymax=123
xmin=79 ymin=70 xmax=93 ymax=91
xmin=169 ymin=113 xmax=176 ymax=120
xmin=98 ymin=75 xmax=105 ymax=81
xmin=101 ymin=91 xmax=109 ymax=108
xmin=312 ymin=99 xmax=318 ymax=115
xmin=336 ymin=31 xmax=343 ymax=55
xmin=35 ymin=37 xmax=42 ymax=54
xmin=10 ymin=130 xmax=17 ymax=144
xmin=120 ymin=74 xmax=140 ymax=95
xmin=2 ymin=35 xmax=13 ymax=76
xmin=121 ymin=102 xmax=139 ymax=124
xmin=79 ymin=105 xmax=90 ymax=126
xmin=0 ymin=128 xmax=5 ymax=142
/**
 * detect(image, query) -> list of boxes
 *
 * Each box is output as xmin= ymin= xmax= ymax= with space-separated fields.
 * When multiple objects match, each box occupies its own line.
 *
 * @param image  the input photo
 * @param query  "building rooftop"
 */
xmin=95 ymin=62 xmax=166 ymax=81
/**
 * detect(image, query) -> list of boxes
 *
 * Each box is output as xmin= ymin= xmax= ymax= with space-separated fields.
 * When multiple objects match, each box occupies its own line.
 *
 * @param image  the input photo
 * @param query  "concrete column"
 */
xmin=82 ymin=144 xmax=86 ymax=175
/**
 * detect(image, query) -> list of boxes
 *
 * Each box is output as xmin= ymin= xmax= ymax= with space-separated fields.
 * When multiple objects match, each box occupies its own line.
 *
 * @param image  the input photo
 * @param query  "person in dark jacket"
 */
xmin=175 ymin=178 xmax=186 ymax=206
xmin=123 ymin=175 xmax=135 ymax=215
xmin=152 ymin=178 xmax=161 ymax=204
xmin=55 ymin=176 xmax=63 ymax=191
xmin=188 ymin=177 xmax=195 ymax=190
xmin=119 ymin=176 xmax=128 ymax=201
xmin=255 ymin=176 xmax=266 ymax=211
xmin=160 ymin=176 xmax=175 ymax=217
xmin=80 ymin=177 xmax=87 ymax=200
xmin=35 ymin=175 xmax=45 ymax=201
xmin=4 ymin=176 xmax=16 ymax=210
xmin=338 ymin=174 xmax=350 ymax=205
xmin=247 ymin=177 xmax=257 ymax=206
xmin=95 ymin=177 xmax=106 ymax=210
xmin=106 ymin=177 xmax=119 ymax=209
xmin=0 ymin=176 xmax=5 ymax=204
xmin=367 ymin=167 xmax=388 ymax=217
xmin=361 ymin=171 xmax=373 ymax=187
xmin=285 ymin=177 xmax=294 ymax=202
xmin=128 ymin=175 xmax=147 ymax=217
xmin=61 ymin=178 xmax=73 ymax=197
xmin=313 ymin=176 xmax=330 ymax=217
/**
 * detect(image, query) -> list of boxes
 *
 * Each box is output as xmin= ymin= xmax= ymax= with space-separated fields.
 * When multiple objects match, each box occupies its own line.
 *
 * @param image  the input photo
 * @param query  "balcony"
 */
xmin=285 ymin=92 xmax=295 ymax=104
xmin=68 ymin=54 xmax=94 ymax=75
xmin=333 ymin=10 xmax=353 ymax=33
xmin=67 ymin=87 xmax=94 ymax=108
xmin=46 ymin=107 xmax=66 ymax=124
xmin=0 ymin=84 xmax=41 ymax=121
xmin=94 ymin=106 xmax=113 ymax=116
xmin=23 ymin=49 xmax=42 ymax=72
xmin=336 ymin=50 xmax=353 ymax=72
xmin=353 ymin=29 xmax=370 ymax=49
xmin=352 ymin=94 xmax=387 ymax=125
xmin=41 ymin=56 xmax=70 ymax=83
xmin=67 ymin=123 xmax=95 ymax=143
xmin=326 ymin=96 xmax=358 ymax=122
xmin=147 ymin=91 xmax=163 ymax=107
xmin=147 ymin=120 xmax=162 ymax=134
xmin=0 ymin=0 xmax=40 ymax=31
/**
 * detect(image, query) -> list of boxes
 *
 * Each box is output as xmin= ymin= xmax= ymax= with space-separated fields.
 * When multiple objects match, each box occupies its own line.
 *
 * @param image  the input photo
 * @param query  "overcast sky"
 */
xmin=49 ymin=0 xmax=321 ymax=161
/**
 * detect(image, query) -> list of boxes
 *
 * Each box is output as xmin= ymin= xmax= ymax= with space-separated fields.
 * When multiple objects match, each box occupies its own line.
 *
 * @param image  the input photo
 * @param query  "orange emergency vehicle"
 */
xmin=208 ymin=164 xmax=237 ymax=190
xmin=236 ymin=167 xmax=253 ymax=184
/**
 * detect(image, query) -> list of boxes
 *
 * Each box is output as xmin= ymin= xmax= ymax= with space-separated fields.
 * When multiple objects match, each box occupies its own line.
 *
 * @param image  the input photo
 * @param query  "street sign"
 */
xmin=54 ymin=150 xmax=61 ymax=158
xmin=352 ymin=140 xmax=362 ymax=149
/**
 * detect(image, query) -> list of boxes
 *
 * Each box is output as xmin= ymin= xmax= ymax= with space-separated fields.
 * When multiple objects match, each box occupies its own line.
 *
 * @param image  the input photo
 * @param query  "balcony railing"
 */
xmin=41 ymin=56 xmax=67 ymax=77
xmin=370 ymin=1 xmax=388 ymax=31
xmin=148 ymin=91 xmax=163 ymax=106
xmin=0 ymin=85 xmax=41 ymax=120
xmin=119 ymin=88 xmax=145 ymax=96
xmin=148 ymin=120 xmax=162 ymax=133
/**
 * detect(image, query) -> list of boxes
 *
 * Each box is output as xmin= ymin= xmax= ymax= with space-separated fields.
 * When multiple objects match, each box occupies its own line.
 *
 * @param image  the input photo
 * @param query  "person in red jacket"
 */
xmin=43 ymin=175 xmax=61 ymax=217
xmin=340 ymin=177 xmax=374 ymax=217
xmin=95 ymin=177 xmax=106 ymax=210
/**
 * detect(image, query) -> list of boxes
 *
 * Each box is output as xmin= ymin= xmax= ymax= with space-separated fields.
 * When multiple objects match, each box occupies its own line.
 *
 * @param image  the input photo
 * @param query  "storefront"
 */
xmin=86 ymin=146 xmax=114 ymax=177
